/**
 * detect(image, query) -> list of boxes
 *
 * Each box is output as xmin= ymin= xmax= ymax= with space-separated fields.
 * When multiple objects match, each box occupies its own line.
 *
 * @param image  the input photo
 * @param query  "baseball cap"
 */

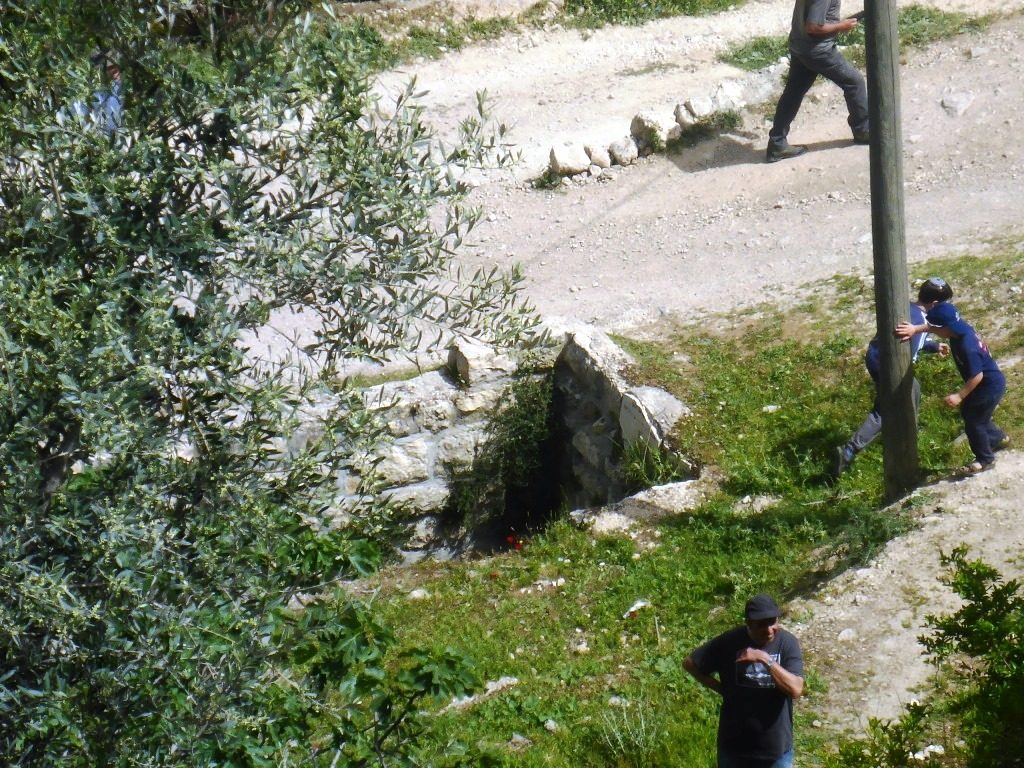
xmin=744 ymin=594 xmax=781 ymax=621
xmin=925 ymin=302 xmax=971 ymax=337
xmin=917 ymin=276 xmax=953 ymax=304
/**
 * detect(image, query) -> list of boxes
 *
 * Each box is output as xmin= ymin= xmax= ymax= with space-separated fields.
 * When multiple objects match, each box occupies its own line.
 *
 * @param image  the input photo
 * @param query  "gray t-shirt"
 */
xmin=790 ymin=0 xmax=843 ymax=55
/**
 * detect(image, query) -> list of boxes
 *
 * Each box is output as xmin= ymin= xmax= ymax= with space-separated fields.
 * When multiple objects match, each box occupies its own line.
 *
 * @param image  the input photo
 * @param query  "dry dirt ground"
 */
xmin=374 ymin=0 xmax=1024 ymax=738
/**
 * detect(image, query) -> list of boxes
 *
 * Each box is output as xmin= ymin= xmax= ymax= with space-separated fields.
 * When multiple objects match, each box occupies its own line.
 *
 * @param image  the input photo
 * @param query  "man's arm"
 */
xmin=683 ymin=655 xmax=723 ymax=696
xmin=805 ymin=17 xmax=858 ymax=36
xmin=736 ymin=647 xmax=804 ymax=700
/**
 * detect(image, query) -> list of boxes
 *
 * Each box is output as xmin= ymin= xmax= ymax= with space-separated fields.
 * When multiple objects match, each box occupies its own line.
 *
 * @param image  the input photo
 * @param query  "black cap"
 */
xmin=744 ymin=594 xmax=781 ymax=621
xmin=917 ymin=277 xmax=953 ymax=304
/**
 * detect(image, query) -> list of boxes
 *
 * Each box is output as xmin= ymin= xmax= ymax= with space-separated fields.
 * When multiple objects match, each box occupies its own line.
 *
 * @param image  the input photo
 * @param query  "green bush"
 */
xmin=446 ymin=370 xmax=557 ymax=531
xmin=923 ymin=547 xmax=1024 ymax=766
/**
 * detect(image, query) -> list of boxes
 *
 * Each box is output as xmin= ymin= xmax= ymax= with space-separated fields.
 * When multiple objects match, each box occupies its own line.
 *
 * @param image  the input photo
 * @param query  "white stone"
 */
xmin=585 ymin=144 xmax=612 ymax=168
xmin=630 ymin=111 xmax=675 ymax=151
xmin=674 ymin=102 xmax=696 ymax=127
xmin=686 ymin=94 xmax=715 ymax=118
xmin=549 ymin=143 xmax=592 ymax=176
xmin=454 ymin=387 xmax=503 ymax=415
xmin=382 ymin=482 xmax=450 ymax=516
xmin=620 ymin=386 xmax=689 ymax=448
xmin=608 ymin=136 xmax=639 ymax=166
xmin=448 ymin=340 xmax=518 ymax=386
xmin=375 ymin=436 xmax=431 ymax=485
xmin=941 ymin=91 xmax=975 ymax=117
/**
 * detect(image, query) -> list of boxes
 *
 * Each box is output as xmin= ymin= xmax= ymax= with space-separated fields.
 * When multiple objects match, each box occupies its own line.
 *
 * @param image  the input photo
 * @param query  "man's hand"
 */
xmin=737 ymin=647 xmax=772 ymax=666
xmin=945 ymin=393 xmax=962 ymax=407
xmin=938 ymin=343 xmax=950 ymax=357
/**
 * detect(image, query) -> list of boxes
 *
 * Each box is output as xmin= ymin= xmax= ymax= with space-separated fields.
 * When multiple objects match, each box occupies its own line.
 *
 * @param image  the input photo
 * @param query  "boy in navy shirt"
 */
xmin=897 ymin=303 xmax=1008 ymax=472
xmin=832 ymin=277 xmax=952 ymax=477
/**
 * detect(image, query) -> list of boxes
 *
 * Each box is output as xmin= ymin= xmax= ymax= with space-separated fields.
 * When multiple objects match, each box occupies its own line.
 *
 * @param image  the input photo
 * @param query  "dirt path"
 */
xmin=376 ymin=0 xmax=1024 ymax=732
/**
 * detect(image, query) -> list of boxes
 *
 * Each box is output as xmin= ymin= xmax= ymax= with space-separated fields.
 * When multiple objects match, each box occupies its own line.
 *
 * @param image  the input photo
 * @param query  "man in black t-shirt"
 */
xmin=684 ymin=594 xmax=804 ymax=767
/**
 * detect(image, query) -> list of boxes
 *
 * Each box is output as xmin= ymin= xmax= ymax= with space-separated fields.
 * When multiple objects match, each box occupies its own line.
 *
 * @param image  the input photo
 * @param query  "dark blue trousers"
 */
xmin=961 ymin=385 xmax=1006 ymax=466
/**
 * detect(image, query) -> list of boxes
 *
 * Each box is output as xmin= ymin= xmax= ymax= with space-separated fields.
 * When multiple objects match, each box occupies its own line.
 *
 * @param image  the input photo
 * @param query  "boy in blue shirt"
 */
xmin=832 ymin=277 xmax=952 ymax=477
xmin=897 ymin=302 xmax=1008 ymax=473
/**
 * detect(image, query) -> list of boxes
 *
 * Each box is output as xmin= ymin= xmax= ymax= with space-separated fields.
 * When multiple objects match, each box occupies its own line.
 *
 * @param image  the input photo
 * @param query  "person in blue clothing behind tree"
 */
xmin=832 ymin=277 xmax=954 ymax=477
xmin=897 ymin=302 xmax=1009 ymax=473
xmin=766 ymin=0 xmax=869 ymax=163
xmin=684 ymin=594 xmax=804 ymax=768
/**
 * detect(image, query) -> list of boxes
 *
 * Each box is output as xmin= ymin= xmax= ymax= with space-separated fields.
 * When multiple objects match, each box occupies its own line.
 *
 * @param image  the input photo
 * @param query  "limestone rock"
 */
xmin=608 ymin=136 xmax=639 ymax=166
xmin=712 ymin=80 xmax=745 ymax=111
xmin=448 ymin=340 xmax=519 ymax=385
xmin=674 ymin=102 xmax=696 ymax=128
xmin=941 ymin=90 xmax=975 ymax=117
xmin=585 ymin=144 xmax=612 ymax=168
xmin=549 ymin=143 xmax=592 ymax=176
xmin=619 ymin=385 xmax=690 ymax=448
xmin=629 ymin=111 xmax=675 ymax=152
xmin=686 ymin=94 xmax=715 ymax=119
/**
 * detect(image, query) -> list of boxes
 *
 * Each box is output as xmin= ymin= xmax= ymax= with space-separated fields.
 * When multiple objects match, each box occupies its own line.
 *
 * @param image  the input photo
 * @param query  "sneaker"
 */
xmin=958 ymin=461 xmax=994 ymax=476
xmin=995 ymin=435 xmax=1011 ymax=451
xmin=766 ymin=144 xmax=808 ymax=163
xmin=831 ymin=446 xmax=854 ymax=477
xmin=853 ymin=132 xmax=870 ymax=145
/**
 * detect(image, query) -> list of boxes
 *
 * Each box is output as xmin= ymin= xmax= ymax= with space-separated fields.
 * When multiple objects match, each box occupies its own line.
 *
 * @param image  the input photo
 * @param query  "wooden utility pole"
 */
xmin=865 ymin=0 xmax=918 ymax=498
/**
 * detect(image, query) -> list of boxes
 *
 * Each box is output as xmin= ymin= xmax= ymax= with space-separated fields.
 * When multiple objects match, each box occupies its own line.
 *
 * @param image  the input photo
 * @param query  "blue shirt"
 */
xmin=950 ymin=324 xmax=1005 ymax=395
xmin=865 ymin=303 xmax=937 ymax=381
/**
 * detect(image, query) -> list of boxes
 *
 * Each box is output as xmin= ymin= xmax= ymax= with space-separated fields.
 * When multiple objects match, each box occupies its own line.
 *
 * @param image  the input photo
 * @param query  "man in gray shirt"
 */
xmin=766 ymin=0 xmax=868 ymax=162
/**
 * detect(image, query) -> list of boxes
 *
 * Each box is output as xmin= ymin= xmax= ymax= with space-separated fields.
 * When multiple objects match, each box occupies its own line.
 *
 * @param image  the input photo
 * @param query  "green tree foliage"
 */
xmin=0 ymin=0 xmax=538 ymax=763
xmin=923 ymin=547 xmax=1024 ymax=766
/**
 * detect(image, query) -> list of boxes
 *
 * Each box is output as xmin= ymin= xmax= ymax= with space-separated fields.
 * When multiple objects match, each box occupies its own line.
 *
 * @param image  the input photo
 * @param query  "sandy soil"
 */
xmin=373 ymin=0 xmax=1024 ymax=736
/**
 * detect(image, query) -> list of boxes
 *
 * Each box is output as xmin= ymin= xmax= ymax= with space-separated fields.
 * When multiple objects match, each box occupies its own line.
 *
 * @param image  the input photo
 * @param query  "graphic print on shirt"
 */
xmin=735 ymin=653 xmax=780 ymax=688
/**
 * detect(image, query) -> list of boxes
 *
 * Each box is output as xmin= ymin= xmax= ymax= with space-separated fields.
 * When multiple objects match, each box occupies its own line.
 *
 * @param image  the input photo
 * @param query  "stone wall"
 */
xmin=331 ymin=323 xmax=689 ymax=559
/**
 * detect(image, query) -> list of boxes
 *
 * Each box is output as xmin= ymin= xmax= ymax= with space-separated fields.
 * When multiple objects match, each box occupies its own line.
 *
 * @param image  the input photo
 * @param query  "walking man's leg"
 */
xmin=811 ymin=47 xmax=869 ymax=139
xmin=767 ymin=57 xmax=817 ymax=161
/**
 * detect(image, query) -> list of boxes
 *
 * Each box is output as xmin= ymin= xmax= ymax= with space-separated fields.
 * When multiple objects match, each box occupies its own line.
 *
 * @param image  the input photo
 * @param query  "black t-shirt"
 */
xmin=689 ymin=626 xmax=804 ymax=760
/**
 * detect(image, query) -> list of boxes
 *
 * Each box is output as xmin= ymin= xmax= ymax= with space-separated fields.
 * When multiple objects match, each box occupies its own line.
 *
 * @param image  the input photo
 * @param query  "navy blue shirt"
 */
xmin=689 ymin=627 xmax=804 ymax=760
xmin=950 ymin=324 xmax=1005 ymax=395
xmin=865 ymin=303 xmax=937 ymax=381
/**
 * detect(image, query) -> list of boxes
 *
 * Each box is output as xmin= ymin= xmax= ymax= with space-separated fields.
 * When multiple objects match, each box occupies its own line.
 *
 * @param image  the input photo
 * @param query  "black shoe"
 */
xmin=766 ymin=144 xmax=808 ymax=163
xmin=831 ymin=446 xmax=853 ymax=478
xmin=853 ymin=132 xmax=870 ymax=145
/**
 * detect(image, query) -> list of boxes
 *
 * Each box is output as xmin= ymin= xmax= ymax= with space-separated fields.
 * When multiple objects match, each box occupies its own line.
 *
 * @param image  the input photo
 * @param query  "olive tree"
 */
xmin=0 ymin=1 xmax=537 ymax=764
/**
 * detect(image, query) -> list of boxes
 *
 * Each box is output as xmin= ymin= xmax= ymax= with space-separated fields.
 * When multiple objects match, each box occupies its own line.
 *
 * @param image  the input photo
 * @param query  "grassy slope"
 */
xmin=342 ymin=240 xmax=1024 ymax=767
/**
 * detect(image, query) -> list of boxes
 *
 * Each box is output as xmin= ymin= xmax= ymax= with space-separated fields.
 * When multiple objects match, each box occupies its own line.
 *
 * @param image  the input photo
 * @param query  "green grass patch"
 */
xmin=563 ymin=0 xmax=740 ymax=27
xmin=719 ymin=5 xmax=992 ymax=73
xmin=720 ymin=35 xmax=788 ymax=72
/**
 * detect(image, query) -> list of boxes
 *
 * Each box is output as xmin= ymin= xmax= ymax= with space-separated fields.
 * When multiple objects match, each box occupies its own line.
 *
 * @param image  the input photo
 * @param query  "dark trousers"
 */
xmin=961 ymin=386 xmax=1006 ymax=466
xmin=768 ymin=45 xmax=869 ymax=147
